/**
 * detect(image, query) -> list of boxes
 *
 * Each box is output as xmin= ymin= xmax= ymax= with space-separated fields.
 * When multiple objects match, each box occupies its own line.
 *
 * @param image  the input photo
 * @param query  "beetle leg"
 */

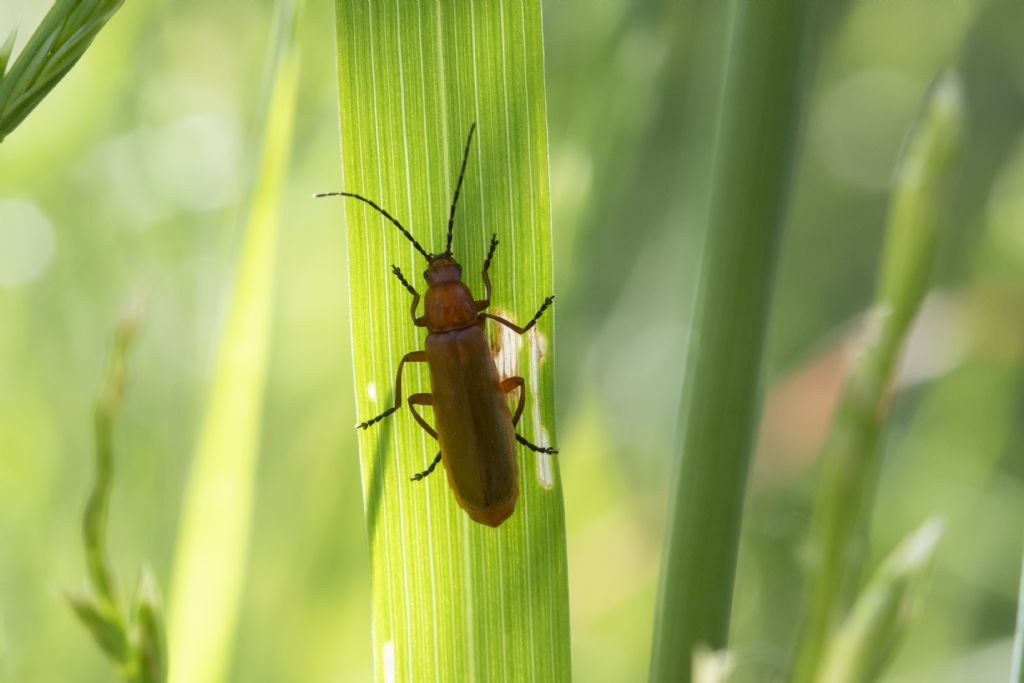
xmin=356 ymin=350 xmax=428 ymax=429
xmin=500 ymin=376 xmax=559 ymax=454
xmin=481 ymin=295 xmax=555 ymax=335
xmin=516 ymin=433 xmax=559 ymax=455
xmin=391 ymin=265 xmax=426 ymax=327
xmin=407 ymin=393 xmax=438 ymax=440
xmin=410 ymin=451 xmax=443 ymax=482
xmin=475 ymin=234 xmax=499 ymax=311
xmin=407 ymin=393 xmax=441 ymax=481
xmin=499 ymin=376 xmax=526 ymax=427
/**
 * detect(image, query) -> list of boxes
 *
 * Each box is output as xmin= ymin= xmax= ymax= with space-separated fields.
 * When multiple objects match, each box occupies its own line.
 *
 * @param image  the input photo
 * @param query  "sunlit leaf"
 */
xmin=331 ymin=1 xmax=570 ymax=679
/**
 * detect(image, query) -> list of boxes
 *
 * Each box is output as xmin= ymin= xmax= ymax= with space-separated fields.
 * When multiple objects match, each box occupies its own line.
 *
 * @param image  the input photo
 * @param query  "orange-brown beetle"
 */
xmin=319 ymin=124 xmax=556 ymax=527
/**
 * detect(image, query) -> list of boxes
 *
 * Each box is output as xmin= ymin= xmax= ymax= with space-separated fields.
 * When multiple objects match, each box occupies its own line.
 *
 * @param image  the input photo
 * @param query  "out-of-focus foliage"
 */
xmin=1 ymin=0 xmax=1023 ymax=681
xmin=165 ymin=1 xmax=301 ymax=682
xmin=794 ymin=72 xmax=964 ymax=683
xmin=69 ymin=314 xmax=167 ymax=683
xmin=0 ymin=0 xmax=124 ymax=143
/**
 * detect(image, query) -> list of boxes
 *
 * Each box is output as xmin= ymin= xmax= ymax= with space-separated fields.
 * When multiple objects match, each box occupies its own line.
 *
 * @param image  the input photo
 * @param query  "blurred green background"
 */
xmin=1 ymin=0 xmax=1023 ymax=681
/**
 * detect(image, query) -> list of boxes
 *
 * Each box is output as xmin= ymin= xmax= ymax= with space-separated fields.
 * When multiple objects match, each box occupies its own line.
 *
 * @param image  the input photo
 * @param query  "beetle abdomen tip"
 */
xmin=467 ymin=498 xmax=516 ymax=528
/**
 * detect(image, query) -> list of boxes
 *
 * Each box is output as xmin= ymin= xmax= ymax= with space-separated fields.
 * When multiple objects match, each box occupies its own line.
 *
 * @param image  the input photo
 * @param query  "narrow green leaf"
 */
xmin=0 ymin=0 xmax=75 ymax=105
xmin=817 ymin=520 xmax=943 ymax=683
xmin=331 ymin=1 xmax=569 ymax=680
xmin=792 ymin=73 xmax=964 ymax=683
xmin=68 ymin=594 xmax=129 ymax=665
xmin=648 ymin=2 xmax=822 ymax=681
xmin=132 ymin=567 xmax=168 ymax=683
xmin=165 ymin=2 xmax=302 ymax=682
xmin=0 ymin=30 xmax=16 ymax=79
xmin=0 ymin=0 xmax=123 ymax=143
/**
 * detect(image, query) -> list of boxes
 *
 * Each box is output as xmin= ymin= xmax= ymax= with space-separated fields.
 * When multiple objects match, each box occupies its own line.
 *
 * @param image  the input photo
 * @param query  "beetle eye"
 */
xmin=456 ymin=265 xmax=462 ymax=274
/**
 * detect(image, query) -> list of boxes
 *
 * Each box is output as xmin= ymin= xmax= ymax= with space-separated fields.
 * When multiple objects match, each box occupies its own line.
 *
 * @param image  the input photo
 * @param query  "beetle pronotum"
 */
xmin=319 ymin=123 xmax=557 ymax=527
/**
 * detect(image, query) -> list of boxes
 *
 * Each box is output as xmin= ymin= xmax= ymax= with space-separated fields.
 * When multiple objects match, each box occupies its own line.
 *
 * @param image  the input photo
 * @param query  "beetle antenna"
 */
xmin=316 ymin=191 xmax=431 ymax=262
xmin=446 ymin=122 xmax=477 ymax=257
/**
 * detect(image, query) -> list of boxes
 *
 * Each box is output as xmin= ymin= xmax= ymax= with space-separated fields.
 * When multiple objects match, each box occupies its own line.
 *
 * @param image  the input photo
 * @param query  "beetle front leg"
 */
xmin=356 ymin=350 xmax=428 ymax=429
xmin=500 ymin=376 xmax=558 ymax=454
xmin=475 ymin=234 xmax=499 ymax=311
xmin=391 ymin=265 xmax=426 ymax=327
xmin=481 ymin=295 xmax=555 ymax=335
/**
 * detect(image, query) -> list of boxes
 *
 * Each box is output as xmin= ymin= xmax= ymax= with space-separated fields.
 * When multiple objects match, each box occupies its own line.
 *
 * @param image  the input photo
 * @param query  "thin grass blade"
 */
xmin=165 ymin=2 xmax=303 ymax=682
xmin=647 ymin=1 xmax=822 ymax=680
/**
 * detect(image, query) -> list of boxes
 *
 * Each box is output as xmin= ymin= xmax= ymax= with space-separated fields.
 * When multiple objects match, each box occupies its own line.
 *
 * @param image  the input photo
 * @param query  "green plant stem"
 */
xmin=88 ymin=316 xmax=137 ymax=613
xmin=71 ymin=313 xmax=168 ymax=682
xmin=791 ymin=73 xmax=963 ymax=683
xmin=647 ymin=2 xmax=821 ymax=681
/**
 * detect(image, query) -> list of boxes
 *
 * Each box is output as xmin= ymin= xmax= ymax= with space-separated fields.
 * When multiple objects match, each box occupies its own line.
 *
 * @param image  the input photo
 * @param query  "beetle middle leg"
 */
xmin=500 ymin=376 xmax=559 ymax=455
xmin=482 ymin=295 xmax=555 ymax=334
xmin=407 ymin=393 xmax=446 ymax=482
xmin=357 ymin=350 xmax=428 ymax=429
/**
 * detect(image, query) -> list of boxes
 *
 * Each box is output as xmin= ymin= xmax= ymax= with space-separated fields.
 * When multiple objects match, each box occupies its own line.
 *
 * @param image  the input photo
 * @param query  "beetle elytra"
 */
xmin=319 ymin=123 xmax=557 ymax=527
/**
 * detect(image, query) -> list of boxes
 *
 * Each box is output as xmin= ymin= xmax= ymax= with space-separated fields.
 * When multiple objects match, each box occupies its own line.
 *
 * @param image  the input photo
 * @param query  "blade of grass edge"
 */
xmin=166 ymin=2 xmax=303 ymax=682
xmin=1013 ymin=547 xmax=1024 ymax=683
xmin=647 ymin=2 xmax=821 ymax=681
xmin=331 ymin=1 xmax=570 ymax=680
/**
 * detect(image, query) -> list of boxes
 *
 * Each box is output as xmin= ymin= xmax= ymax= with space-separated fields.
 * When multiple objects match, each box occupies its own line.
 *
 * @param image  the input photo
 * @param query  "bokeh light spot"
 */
xmin=0 ymin=199 xmax=56 ymax=287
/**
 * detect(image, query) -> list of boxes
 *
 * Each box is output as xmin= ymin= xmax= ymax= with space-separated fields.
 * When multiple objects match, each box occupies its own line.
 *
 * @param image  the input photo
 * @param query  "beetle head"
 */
xmin=424 ymin=255 xmax=463 ymax=286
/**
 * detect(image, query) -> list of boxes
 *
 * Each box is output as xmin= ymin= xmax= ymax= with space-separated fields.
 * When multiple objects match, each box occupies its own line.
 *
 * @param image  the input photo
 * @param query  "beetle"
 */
xmin=318 ymin=123 xmax=557 ymax=527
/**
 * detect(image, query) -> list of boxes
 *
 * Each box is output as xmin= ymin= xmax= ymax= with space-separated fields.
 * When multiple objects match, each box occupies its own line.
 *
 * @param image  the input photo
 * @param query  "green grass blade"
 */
xmin=331 ymin=1 xmax=569 ymax=680
xmin=1013 ymin=548 xmax=1024 ymax=683
xmin=165 ymin=2 xmax=302 ymax=682
xmin=0 ymin=0 xmax=124 ymax=143
xmin=817 ymin=520 xmax=943 ymax=683
xmin=792 ymin=73 xmax=964 ymax=683
xmin=0 ymin=29 xmax=16 ymax=78
xmin=647 ymin=2 xmax=821 ymax=681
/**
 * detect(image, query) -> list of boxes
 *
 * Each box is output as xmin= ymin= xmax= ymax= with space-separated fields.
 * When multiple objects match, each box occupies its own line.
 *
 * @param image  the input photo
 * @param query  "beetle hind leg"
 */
xmin=500 ymin=376 xmax=559 ymax=454
xmin=356 ymin=350 xmax=428 ymax=429
xmin=410 ymin=451 xmax=443 ymax=481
